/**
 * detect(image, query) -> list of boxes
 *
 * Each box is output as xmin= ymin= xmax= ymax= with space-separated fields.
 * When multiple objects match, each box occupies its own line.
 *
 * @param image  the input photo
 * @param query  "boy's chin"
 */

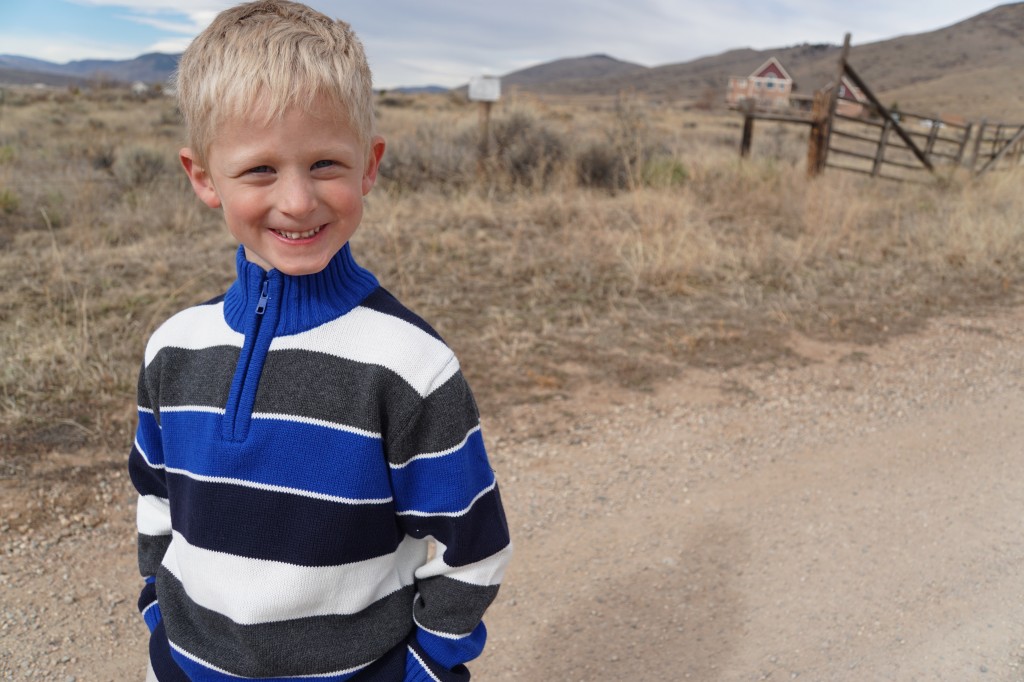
xmin=242 ymin=248 xmax=332 ymax=276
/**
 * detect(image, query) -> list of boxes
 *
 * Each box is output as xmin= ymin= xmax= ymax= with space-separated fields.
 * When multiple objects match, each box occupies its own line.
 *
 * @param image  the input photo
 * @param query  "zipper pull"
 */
xmin=255 ymin=280 xmax=269 ymax=315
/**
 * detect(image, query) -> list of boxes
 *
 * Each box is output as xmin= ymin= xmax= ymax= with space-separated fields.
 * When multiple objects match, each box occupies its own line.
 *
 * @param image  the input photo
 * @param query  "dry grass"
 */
xmin=3 ymin=89 xmax=1024 ymax=467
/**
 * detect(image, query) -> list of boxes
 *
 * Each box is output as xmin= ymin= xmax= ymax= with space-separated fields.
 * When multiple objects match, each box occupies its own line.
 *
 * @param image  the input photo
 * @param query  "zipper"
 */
xmin=223 ymin=274 xmax=276 ymax=442
xmin=255 ymin=280 xmax=270 ymax=315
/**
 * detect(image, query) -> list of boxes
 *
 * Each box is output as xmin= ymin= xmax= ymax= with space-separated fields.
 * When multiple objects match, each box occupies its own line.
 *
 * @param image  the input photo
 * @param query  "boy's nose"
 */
xmin=277 ymin=174 xmax=317 ymax=217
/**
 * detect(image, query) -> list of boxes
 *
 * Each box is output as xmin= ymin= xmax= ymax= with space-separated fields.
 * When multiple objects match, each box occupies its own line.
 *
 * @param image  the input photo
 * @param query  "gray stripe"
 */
xmin=145 ymin=346 xmax=237 ymax=411
xmin=414 ymin=575 xmax=499 ymax=635
xmin=386 ymin=372 xmax=482 ymax=466
xmin=255 ymin=349 xmax=417 ymax=434
xmin=156 ymin=567 xmax=414 ymax=676
xmin=136 ymin=363 xmax=152 ymax=411
xmin=138 ymin=533 xmax=171 ymax=577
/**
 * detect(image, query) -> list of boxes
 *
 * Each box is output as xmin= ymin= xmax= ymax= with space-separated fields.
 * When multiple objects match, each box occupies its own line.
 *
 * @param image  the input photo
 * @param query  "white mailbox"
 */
xmin=468 ymin=75 xmax=501 ymax=102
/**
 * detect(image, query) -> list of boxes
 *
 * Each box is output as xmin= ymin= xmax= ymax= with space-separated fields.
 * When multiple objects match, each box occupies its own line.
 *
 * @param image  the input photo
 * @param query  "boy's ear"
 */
xmin=179 ymin=148 xmax=221 ymax=209
xmin=361 ymin=136 xmax=386 ymax=196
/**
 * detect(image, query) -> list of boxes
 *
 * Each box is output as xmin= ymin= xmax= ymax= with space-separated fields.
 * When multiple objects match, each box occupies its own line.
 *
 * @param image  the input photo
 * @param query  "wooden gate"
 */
xmin=738 ymin=34 xmax=1020 ymax=182
xmin=970 ymin=121 xmax=1024 ymax=176
xmin=809 ymin=35 xmax=973 ymax=181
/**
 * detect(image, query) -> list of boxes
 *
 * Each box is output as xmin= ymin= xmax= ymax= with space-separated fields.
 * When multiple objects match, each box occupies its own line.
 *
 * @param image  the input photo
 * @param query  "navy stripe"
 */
xmin=129 ymin=445 xmax=167 ymax=497
xmin=149 ymin=621 xmax=191 ymax=682
xmin=399 ymin=486 xmax=510 ymax=567
xmin=158 ymin=567 xmax=414 ymax=677
xmin=167 ymin=473 xmax=404 ymax=566
xmin=160 ymin=411 xmax=392 ymax=501
xmin=138 ymin=581 xmax=158 ymax=614
xmin=360 ymin=288 xmax=444 ymax=342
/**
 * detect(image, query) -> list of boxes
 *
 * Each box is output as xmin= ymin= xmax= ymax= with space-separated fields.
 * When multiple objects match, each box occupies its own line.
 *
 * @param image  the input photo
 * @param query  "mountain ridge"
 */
xmin=2 ymin=4 xmax=1023 ymax=116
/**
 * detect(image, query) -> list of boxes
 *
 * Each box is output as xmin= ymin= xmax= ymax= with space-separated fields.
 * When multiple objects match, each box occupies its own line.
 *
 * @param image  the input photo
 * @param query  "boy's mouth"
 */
xmin=273 ymin=225 xmax=324 ymax=240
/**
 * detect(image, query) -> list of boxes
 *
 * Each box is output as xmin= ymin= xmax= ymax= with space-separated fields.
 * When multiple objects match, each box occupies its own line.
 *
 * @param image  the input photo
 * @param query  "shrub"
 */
xmin=490 ymin=111 xmax=567 ymax=189
xmin=379 ymin=123 xmax=474 ymax=194
xmin=0 ymin=187 xmax=18 ymax=214
xmin=113 ymin=146 xmax=169 ymax=188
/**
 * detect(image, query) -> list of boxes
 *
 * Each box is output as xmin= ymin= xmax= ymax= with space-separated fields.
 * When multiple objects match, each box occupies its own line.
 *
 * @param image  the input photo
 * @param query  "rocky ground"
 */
xmin=3 ymin=307 xmax=1024 ymax=681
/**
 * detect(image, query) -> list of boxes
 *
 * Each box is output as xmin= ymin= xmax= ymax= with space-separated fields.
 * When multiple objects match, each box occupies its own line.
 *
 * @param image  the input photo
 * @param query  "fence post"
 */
xmin=740 ymin=100 xmax=755 ymax=157
xmin=477 ymin=100 xmax=493 ymax=162
xmin=924 ymin=121 xmax=940 ymax=163
xmin=817 ymin=33 xmax=851 ymax=174
xmin=806 ymin=90 xmax=831 ymax=176
xmin=954 ymin=122 xmax=972 ymax=167
xmin=872 ymin=117 xmax=892 ymax=177
xmin=970 ymin=119 xmax=987 ymax=172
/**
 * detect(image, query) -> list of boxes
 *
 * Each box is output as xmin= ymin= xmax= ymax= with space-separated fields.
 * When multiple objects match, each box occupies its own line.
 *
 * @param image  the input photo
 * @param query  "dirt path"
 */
xmin=4 ymin=308 xmax=1024 ymax=680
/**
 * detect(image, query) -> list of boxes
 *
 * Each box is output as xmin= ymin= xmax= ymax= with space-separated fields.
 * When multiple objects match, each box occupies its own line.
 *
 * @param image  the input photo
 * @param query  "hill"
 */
xmin=501 ymin=54 xmax=648 ymax=90
xmin=500 ymin=3 xmax=1024 ymax=117
xmin=0 ymin=52 xmax=178 ymax=86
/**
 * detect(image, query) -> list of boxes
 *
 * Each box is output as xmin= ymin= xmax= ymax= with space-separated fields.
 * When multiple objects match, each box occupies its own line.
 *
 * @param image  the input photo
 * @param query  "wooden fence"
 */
xmin=738 ymin=34 xmax=1023 ymax=181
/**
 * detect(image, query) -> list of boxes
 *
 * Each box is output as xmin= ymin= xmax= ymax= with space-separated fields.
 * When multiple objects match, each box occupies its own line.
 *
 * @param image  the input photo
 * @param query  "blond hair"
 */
xmin=174 ymin=0 xmax=375 ymax=164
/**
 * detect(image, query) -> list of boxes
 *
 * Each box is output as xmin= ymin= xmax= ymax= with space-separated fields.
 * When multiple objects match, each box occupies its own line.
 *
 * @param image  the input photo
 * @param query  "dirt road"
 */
xmin=4 ymin=308 xmax=1024 ymax=680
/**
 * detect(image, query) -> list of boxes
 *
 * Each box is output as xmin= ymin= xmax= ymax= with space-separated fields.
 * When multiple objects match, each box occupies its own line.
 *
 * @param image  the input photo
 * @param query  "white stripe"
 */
xmin=138 ymin=406 xmax=154 ymax=416
xmin=389 ymin=425 xmax=481 ymax=470
xmin=252 ymin=412 xmax=381 ymax=439
xmin=160 ymin=405 xmax=226 ymax=416
xmin=414 ymin=541 xmax=512 ymax=587
xmin=396 ymin=481 xmax=496 ymax=519
xmin=407 ymin=647 xmax=442 ymax=682
xmin=163 ymin=465 xmax=393 ymax=505
xmin=145 ymin=302 xmax=242 ymax=366
xmin=269 ymin=307 xmax=459 ymax=397
xmin=134 ymin=437 xmax=164 ymax=470
xmin=162 ymin=533 xmax=428 ymax=624
xmin=141 ymin=600 xmax=159 ymax=618
xmin=137 ymin=494 xmax=172 ymax=535
xmin=168 ymin=640 xmax=372 ymax=679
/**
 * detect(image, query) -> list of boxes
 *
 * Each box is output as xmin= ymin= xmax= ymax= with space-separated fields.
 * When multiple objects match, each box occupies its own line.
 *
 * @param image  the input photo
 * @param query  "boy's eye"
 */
xmin=311 ymin=160 xmax=335 ymax=170
xmin=248 ymin=165 xmax=273 ymax=174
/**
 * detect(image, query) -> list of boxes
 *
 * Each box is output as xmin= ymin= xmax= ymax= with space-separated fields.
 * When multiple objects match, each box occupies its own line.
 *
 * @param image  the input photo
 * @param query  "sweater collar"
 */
xmin=223 ymin=243 xmax=379 ymax=335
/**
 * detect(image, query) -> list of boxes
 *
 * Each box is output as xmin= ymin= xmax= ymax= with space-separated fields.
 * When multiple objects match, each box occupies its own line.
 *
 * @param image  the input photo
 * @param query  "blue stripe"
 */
xmin=167 ymin=473 xmax=404 ymax=566
xmin=399 ymin=487 xmax=510 ymax=567
xmin=136 ymin=411 xmax=163 ymax=461
xmin=390 ymin=430 xmax=493 ymax=514
xmin=360 ymin=288 xmax=444 ymax=342
xmin=416 ymin=623 xmax=486 ymax=671
xmin=160 ymin=411 xmax=391 ymax=500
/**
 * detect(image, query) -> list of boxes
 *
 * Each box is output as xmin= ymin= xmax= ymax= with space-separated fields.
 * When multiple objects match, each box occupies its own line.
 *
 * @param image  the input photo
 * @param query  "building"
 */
xmin=727 ymin=57 xmax=794 ymax=110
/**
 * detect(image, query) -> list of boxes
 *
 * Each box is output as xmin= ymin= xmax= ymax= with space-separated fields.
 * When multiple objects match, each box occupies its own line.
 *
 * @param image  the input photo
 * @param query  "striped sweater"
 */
xmin=128 ymin=245 xmax=512 ymax=682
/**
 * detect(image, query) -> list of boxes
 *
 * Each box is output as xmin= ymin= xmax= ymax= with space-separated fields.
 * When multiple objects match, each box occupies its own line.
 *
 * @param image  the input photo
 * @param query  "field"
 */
xmin=3 ymin=89 xmax=1024 ymax=462
xmin=3 ymin=88 xmax=1024 ymax=678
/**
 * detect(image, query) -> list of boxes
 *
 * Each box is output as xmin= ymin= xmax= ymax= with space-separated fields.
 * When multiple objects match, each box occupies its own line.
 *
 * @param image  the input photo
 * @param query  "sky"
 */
xmin=0 ymin=0 xmax=1006 ymax=89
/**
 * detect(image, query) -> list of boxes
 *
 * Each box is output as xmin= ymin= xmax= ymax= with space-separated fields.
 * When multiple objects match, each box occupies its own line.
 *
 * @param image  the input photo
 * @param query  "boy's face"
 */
xmin=180 ymin=100 xmax=385 ymax=276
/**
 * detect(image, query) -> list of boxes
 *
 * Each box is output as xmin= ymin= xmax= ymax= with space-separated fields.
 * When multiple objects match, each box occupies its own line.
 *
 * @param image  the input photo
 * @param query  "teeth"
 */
xmin=274 ymin=225 xmax=323 ymax=240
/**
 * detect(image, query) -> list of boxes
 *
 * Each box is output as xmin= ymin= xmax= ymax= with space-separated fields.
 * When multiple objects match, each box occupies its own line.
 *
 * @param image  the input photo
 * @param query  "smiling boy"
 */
xmin=128 ymin=2 xmax=512 ymax=681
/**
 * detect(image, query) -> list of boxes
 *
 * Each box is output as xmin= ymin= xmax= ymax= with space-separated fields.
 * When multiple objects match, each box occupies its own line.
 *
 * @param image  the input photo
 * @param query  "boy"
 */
xmin=127 ymin=2 xmax=512 ymax=680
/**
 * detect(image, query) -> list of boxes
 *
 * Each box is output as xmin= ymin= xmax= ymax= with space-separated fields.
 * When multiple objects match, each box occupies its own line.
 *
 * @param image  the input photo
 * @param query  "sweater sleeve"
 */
xmin=387 ymin=358 xmax=512 ymax=672
xmin=127 ymin=360 xmax=172 ymax=634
